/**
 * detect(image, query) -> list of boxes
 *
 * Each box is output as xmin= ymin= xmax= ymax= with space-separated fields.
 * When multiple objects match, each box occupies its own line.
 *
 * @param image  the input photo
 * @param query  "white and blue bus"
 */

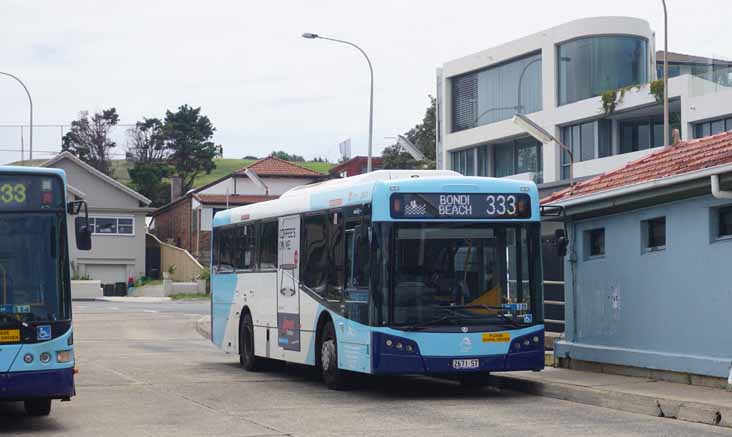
xmin=0 ymin=166 xmax=91 ymax=415
xmin=211 ymin=170 xmax=544 ymax=388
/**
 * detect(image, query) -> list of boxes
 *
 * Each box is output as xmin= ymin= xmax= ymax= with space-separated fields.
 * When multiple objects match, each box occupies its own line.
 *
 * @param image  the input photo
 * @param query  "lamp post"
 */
xmin=662 ymin=0 xmax=669 ymax=146
xmin=0 ymin=72 xmax=33 ymax=161
xmin=513 ymin=114 xmax=575 ymax=194
xmin=302 ymin=33 xmax=374 ymax=172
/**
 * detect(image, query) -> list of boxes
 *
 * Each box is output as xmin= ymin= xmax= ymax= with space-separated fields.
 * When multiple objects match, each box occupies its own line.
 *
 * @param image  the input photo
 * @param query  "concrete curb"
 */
xmin=490 ymin=374 xmax=731 ymax=429
xmin=196 ymin=316 xmax=211 ymax=341
xmin=94 ymin=296 xmax=172 ymax=303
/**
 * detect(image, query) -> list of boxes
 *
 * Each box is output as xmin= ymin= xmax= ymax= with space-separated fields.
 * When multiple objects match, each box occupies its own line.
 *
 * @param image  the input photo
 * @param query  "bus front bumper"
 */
xmin=0 ymin=367 xmax=75 ymax=401
xmin=371 ymin=331 xmax=544 ymax=375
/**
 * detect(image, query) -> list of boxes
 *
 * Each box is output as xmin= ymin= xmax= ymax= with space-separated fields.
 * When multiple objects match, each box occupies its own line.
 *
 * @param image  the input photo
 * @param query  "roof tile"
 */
xmin=236 ymin=156 xmax=323 ymax=177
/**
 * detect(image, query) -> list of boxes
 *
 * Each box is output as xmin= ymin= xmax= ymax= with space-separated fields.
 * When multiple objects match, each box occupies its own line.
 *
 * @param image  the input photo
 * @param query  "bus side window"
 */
xmin=236 ymin=224 xmax=256 ymax=271
xmin=258 ymin=221 xmax=278 ymax=270
xmin=352 ymin=222 xmax=370 ymax=288
xmin=302 ymin=214 xmax=329 ymax=295
xmin=327 ymin=212 xmax=344 ymax=302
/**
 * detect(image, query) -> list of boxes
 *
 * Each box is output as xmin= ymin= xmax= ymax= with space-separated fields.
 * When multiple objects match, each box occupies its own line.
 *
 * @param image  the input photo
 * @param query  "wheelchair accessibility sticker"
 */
xmin=37 ymin=325 xmax=52 ymax=341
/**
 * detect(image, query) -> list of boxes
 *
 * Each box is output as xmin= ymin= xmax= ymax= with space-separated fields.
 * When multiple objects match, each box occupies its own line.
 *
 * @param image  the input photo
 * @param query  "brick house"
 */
xmin=150 ymin=156 xmax=324 ymax=263
xmin=329 ymin=156 xmax=383 ymax=178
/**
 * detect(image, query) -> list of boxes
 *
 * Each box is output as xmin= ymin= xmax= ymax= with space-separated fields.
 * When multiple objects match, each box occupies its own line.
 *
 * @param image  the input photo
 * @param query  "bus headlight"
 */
xmin=56 ymin=350 xmax=73 ymax=363
xmin=385 ymin=339 xmax=393 ymax=347
xmin=23 ymin=353 xmax=34 ymax=364
xmin=40 ymin=352 xmax=52 ymax=363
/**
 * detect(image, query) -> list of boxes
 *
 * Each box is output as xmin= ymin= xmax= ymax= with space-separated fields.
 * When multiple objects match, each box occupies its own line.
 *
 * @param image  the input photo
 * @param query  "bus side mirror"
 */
xmin=76 ymin=221 xmax=92 ymax=251
xmin=555 ymin=229 xmax=568 ymax=257
xmin=70 ymin=200 xmax=92 ymax=251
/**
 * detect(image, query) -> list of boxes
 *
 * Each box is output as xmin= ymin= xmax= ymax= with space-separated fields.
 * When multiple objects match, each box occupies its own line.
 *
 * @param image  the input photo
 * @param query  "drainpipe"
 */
xmin=567 ymin=219 xmax=578 ymax=344
xmin=711 ymin=174 xmax=732 ymax=199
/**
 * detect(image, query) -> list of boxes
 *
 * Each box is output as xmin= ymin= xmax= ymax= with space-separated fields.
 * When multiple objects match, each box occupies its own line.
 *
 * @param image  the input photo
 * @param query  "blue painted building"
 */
xmin=543 ymin=132 xmax=732 ymax=380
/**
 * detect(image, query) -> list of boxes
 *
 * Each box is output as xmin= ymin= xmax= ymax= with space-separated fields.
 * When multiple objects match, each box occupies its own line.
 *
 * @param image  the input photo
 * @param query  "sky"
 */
xmin=1 ymin=0 xmax=730 ymax=165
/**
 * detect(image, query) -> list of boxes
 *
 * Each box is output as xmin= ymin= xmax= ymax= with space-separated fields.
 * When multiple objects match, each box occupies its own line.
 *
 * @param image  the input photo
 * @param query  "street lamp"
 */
xmin=662 ymin=0 xmax=669 ymax=146
xmin=0 ymin=71 xmax=33 ymax=161
xmin=512 ymin=114 xmax=574 ymax=193
xmin=302 ymin=32 xmax=374 ymax=172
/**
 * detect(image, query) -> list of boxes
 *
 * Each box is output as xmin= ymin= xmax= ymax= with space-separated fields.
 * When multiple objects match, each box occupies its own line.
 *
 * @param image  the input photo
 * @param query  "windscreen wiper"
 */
xmin=401 ymin=314 xmax=459 ymax=331
xmin=440 ymin=304 xmax=525 ymax=328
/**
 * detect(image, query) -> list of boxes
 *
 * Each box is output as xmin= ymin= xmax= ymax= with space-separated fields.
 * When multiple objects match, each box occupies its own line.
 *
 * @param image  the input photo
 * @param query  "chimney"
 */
xmin=170 ymin=176 xmax=183 ymax=202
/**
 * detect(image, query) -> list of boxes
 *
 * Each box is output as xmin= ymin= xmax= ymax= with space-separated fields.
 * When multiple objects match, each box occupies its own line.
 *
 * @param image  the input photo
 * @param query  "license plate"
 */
xmin=452 ymin=359 xmax=479 ymax=370
xmin=0 ymin=329 xmax=20 ymax=343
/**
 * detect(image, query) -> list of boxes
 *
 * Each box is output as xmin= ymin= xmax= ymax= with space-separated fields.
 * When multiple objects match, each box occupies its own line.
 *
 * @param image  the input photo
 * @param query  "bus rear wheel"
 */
xmin=319 ymin=321 xmax=349 ymax=390
xmin=24 ymin=398 xmax=52 ymax=416
xmin=239 ymin=312 xmax=262 ymax=371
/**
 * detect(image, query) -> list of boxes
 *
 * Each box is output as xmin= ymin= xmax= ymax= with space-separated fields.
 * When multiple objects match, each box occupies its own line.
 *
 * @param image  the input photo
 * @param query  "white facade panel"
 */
xmin=438 ymin=16 xmax=732 ymax=191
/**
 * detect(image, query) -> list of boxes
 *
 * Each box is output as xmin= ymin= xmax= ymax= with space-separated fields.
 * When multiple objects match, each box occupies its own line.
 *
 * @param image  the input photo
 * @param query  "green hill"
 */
xmin=7 ymin=158 xmax=333 ymax=189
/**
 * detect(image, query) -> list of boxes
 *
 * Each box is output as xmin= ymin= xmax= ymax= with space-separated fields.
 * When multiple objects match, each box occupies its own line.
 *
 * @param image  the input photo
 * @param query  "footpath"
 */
xmin=194 ymin=315 xmax=731 ymax=429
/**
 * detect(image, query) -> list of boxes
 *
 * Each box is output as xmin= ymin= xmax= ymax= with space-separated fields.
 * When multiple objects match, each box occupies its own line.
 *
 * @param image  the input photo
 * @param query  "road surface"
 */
xmin=1 ymin=300 xmax=727 ymax=436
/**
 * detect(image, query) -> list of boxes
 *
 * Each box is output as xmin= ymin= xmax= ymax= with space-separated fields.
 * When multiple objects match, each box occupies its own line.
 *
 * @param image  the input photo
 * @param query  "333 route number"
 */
xmin=0 ymin=183 xmax=27 ymax=204
xmin=485 ymin=194 xmax=517 ymax=215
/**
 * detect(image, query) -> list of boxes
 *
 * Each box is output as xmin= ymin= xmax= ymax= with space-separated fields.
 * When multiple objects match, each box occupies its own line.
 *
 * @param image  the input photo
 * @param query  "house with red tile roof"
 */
xmin=150 ymin=157 xmax=324 ymax=264
xmin=543 ymin=132 xmax=732 ymax=381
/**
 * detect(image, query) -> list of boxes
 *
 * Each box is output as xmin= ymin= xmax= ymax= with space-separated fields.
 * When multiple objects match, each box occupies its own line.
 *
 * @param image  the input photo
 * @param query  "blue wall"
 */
xmin=556 ymin=194 xmax=732 ymax=378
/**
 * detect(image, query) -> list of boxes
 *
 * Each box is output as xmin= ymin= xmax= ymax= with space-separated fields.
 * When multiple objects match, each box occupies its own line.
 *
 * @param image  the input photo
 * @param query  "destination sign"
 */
xmin=390 ymin=193 xmax=531 ymax=219
xmin=0 ymin=175 xmax=63 ymax=210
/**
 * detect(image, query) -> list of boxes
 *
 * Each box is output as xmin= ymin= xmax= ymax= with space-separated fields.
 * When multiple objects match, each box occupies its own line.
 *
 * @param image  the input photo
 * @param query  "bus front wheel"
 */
xmin=239 ymin=312 xmax=262 ymax=371
xmin=24 ymin=398 xmax=52 ymax=416
xmin=319 ymin=321 xmax=349 ymax=390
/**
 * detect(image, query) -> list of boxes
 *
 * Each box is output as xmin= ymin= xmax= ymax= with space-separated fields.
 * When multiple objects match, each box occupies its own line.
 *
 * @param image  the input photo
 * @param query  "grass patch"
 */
xmin=169 ymin=293 xmax=210 ymax=300
xmin=6 ymin=157 xmax=334 ymax=190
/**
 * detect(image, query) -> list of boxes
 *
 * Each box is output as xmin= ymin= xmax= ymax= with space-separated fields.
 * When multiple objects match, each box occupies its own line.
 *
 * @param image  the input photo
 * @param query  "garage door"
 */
xmin=86 ymin=264 xmax=127 ymax=285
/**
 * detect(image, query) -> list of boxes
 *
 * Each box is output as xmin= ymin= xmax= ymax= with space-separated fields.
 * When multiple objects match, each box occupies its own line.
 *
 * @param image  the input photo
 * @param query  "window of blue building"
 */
xmin=557 ymin=36 xmax=648 ymax=106
xmin=642 ymin=217 xmax=666 ymax=251
xmin=718 ymin=205 xmax=732 ymax=239
xmin=452 ymin=52 xmax=542 ymax=132
xmin=693 ymin=116 xmax=732 ymax=139
xmin=585 ymin=228 xmax=605 ymax=258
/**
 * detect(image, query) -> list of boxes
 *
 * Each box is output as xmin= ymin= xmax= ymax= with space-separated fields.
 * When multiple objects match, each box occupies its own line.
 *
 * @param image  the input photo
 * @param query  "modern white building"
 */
xmin=436 ymin=16 xmax=732 ymax=194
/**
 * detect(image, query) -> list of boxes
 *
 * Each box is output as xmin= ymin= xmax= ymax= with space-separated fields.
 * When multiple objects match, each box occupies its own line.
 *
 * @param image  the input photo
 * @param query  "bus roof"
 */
xmin=0 ymin=165 xmax=66 ymax=181
xmin=213 ymin=170 xmax=540 ymax=227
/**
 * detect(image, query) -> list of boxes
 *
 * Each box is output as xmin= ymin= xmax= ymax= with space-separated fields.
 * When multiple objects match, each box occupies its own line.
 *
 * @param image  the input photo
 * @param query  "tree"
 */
xmin=62 ymin=108 xmax=120 ymax=175
xmin=382 ymin=96 xmax=436 ymax=169
xmin=127 ymin=118 xmax=167 ymax=163
xmin=163 ymin=105 xmax=222 ymax=193
xmin=242 ymin=155 xmax=259 ymax=160
xmin=126 ymin=118 xmax=171 ymax=207
xmin=270 ymin=150 xmax=305 ymax=162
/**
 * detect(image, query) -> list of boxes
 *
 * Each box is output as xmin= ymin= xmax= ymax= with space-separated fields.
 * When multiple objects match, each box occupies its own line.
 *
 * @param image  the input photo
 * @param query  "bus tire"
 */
xmin=239 ymin=312 xmax=262 ymax=371
xmin=24 ymin=398 xmax=52 ymax=416
xmin=319 ymin=320 xmax=349 ymax=390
